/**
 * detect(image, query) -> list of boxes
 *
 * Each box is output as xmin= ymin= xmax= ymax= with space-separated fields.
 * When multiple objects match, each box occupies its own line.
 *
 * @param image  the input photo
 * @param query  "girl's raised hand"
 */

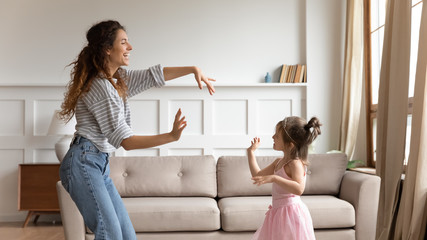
xmin=194 ymin=67 xmax=216 ymax=95
xmin=247 ymin=137 xmax=261 ymax=152
xmin=170 ymin=108 xmax=187 ymax=141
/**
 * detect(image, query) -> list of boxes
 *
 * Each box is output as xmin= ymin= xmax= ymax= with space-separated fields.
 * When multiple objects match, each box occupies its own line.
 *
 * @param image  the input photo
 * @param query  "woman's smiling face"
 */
xmin=106 ymin=29 xmax=132 ymax=74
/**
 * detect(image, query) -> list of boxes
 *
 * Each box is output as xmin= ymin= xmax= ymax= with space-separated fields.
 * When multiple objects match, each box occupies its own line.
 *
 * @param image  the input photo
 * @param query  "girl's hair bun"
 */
xmin=305 ymin=117 xmax=321 ymax=144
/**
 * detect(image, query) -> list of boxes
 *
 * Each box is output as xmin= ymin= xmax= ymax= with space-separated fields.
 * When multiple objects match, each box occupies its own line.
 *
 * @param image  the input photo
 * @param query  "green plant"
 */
xmin=326 ymin=150 xmax=364 ymax=169
xmin=346 ymin=160 xmax=364 ymax=169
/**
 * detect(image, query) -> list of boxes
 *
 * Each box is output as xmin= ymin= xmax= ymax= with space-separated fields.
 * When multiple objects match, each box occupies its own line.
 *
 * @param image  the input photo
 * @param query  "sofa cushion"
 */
xmin=314 ymin=229 xmax=355 ymax=240
xmin=304 ymin=153 xmax=348 ymax=195
xmin=302 ymin=195 xmax=355 ymax=229
xmin=217 ymin=153 xmax=348 ymax=197
xmin=217 ymin=156 xmax=276 ymax=197
xmin=218 ymin=195 xmax=355 ymax=231
xmin=109 ymin=155 xmax=217 ymax=197
xmin=218 ymin=197 xmax=271 ymax=231
xmin=123 ymin=197 xmax=220 ymax=232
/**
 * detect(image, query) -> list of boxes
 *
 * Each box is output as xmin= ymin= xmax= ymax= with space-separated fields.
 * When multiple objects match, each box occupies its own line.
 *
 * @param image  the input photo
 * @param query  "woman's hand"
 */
xmin=121 ymin=108 xmax=187 ymax=150
xmin=170 ymin=108 xmax=187 ymax=141
xmin=193 ymin=66 xmax=216 ymax=95
xmin=247 ymin=137 xmax=260 ymax=152
xmin=163 ymin=66 xmax=216 ymax=95
xmin=251 ymin=175 xmax=276 ymax=186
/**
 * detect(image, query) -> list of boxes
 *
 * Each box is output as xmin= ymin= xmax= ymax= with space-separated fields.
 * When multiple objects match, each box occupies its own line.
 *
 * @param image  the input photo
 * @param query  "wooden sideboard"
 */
xmin=18 ymin=163 xmax=61 ymax=227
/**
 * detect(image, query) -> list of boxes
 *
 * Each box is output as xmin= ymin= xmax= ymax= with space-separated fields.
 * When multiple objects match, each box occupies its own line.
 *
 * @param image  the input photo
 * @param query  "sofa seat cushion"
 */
xmin=123 ymin=197 xmax=220 ymax=232
xmin=302 ymin=195 xmax=355 ymax=229
xmin=218 ymin=195 xmax=355 ymax=232
xmin=218 ymin=197 xmax=271 ymax=231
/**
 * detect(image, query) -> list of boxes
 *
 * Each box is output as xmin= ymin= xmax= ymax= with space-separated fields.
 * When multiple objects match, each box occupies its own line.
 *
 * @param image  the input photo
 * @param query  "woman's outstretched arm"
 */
xmin=163 ymin=66 xmax=216 ymax=95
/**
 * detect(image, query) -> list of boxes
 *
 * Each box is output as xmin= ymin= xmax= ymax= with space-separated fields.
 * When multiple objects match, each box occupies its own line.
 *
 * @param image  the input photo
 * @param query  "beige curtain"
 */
xmin=394 ymin=1 xmax=427 ymax=239
xmin=375 ymin=0 xmax=411 ymax=239
xmin=339 ymin=0 xmax=364 ymax=160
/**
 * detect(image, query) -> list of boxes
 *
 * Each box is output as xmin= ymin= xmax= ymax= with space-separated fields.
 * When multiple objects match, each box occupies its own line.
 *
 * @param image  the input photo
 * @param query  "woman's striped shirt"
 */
xmin=74 ymin=64 xmax=165 ymax=153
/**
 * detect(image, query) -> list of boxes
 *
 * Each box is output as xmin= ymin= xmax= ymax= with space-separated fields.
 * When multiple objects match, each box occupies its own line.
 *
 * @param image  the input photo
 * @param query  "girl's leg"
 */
xmin=60 ymin=137 xmax=123 ymax=240
xmin=103 ymin=164 xmax=137 ymax=240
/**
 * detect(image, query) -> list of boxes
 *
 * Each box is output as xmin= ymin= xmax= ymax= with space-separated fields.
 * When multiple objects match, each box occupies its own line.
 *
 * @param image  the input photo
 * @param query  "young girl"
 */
xmin=58 ymin=20 xmax=215 ymax=240
xmin=247 ymin=116 xmax=321 ymax=240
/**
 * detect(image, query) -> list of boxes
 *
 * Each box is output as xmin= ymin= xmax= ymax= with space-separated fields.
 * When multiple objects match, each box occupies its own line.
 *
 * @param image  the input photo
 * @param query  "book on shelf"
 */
xmin=286 ymin=65 xmax=294 ymax=83
xmin=284 ymin=66 xmax=290 ymax=83
xmin=294 ymin=64 xmax=302 ymax=83
xmin=284 ymin=65 xmax=291 ymax=83
xmin=290 ymin=65 xmax=297 ymax=83
xmin=278 ymin=64 xmax=307 ymax=83
xmin=279 ymin=64 xmax=287 ymax=83
xmin=298 ymin=65 xmax=306 ymax=83
xmin=302 ymin=65 xmax=307 ymax=83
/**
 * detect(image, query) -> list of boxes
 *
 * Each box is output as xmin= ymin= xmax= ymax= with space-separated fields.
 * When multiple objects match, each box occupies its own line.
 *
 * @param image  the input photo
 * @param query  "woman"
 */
xmin=58 ymin=20 xmax=215 ymax=240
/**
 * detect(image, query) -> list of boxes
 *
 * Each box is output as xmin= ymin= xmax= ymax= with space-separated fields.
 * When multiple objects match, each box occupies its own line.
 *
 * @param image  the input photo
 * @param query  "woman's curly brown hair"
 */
xmin=60 ymin=20 xmax=128 ymax=122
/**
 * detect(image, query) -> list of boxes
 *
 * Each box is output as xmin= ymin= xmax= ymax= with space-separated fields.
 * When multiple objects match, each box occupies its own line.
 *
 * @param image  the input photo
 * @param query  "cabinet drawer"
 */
xmin=18 ymin=164 xmax=60 ymax=211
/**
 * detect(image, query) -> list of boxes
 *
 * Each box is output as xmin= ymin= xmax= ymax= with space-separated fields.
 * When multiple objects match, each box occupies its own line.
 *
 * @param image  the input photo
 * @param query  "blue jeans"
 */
xmin=59 ymin=136 xmax=136 ymax=240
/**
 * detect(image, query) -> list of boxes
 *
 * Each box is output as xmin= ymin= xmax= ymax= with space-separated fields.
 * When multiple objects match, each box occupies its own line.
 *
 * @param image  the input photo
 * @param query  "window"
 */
xmin=365 ymin=0 xmax=423 ymax=167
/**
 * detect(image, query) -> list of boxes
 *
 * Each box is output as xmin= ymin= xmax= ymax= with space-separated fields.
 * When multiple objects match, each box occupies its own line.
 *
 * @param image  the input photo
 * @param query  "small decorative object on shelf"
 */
xmin=264 ymin=72 xmax=272 ymax=83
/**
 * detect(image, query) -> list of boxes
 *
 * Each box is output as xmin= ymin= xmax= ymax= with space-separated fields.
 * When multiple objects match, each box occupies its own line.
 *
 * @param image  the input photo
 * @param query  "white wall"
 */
xmin=306 ymin=0 xmax=346 ymax=153
xmin=1 ymin=0 xmax=305 ymax=85
xmin=0 ymin=0 xmax=347 ymax=221
xmin=0 ymin=0 xmax=346 ymax=153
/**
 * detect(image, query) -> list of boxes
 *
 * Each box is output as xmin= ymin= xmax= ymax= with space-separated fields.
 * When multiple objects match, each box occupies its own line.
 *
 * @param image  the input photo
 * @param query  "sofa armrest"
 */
xmin=339 ymin=171 xmax=380 ymax=240
xmin=56 ymin=181 xmax=85 ymax=240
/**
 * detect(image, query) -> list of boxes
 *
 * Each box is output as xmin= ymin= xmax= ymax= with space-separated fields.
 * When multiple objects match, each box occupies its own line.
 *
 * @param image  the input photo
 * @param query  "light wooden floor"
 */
xmin=0 ymin=222 xmax=65 ymax=240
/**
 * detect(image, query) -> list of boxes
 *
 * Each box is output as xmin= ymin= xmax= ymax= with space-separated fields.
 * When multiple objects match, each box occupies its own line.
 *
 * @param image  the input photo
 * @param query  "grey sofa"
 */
xmin=57 ymin=153 xmax=380 ymax=240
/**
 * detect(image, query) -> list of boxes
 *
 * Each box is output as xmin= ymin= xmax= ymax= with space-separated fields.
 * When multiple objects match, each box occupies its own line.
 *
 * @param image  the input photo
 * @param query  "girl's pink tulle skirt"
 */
xmin=252 ymin=197 xmax=315 ymax=240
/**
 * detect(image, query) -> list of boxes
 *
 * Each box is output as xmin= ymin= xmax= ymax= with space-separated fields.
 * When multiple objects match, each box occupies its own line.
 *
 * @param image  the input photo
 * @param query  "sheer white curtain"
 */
xmin=394 ymin=1 xmax=427 ymax=239
xmin=339 ymin=0 xmax=364 ymax=160
xmin=375 ymin=0 xmax=411 ymax=239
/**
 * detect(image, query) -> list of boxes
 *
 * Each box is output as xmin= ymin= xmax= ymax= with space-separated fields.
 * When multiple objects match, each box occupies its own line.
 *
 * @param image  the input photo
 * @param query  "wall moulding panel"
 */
xmin=0 ymin=83 xmax=306 ymax=222
xmin=0 ymin=83 xmax=306 ymax=161
xmin=0 ymin=86 xmax=67 ymax=164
